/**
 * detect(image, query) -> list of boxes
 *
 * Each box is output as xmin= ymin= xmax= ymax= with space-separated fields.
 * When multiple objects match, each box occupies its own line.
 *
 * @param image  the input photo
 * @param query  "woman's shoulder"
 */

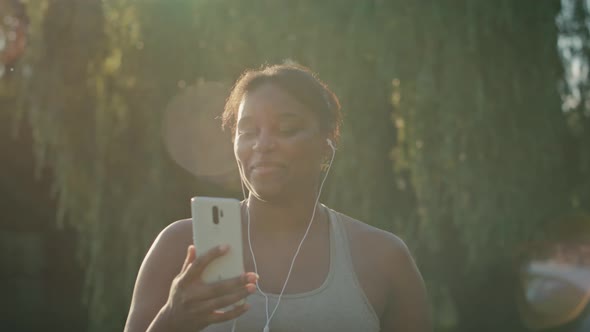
xmin=328 ymin=208 xmax=420 ymax=318
xmin=162 ymin=218 xmax=192 ymax=235
xmin=156 ymin=218 xmax=193 ymax=245
xmin=330 ymin=209 xmax=410 ymax=257
xmin=146 ymin=218 xmax=193 ymax=266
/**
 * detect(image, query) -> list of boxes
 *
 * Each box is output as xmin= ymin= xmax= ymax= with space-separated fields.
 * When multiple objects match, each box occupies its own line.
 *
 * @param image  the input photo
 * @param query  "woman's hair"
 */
xmin=222 ymin=63 xmax=342 ymax=143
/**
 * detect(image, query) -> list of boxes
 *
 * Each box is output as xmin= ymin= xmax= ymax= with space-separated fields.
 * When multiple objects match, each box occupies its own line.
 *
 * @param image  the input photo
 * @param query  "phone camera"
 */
xmin=212 ymin=206 xmax=220 ymax=225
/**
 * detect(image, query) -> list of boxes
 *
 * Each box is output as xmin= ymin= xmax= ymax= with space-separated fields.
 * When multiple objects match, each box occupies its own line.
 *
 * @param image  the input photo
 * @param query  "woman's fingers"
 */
xmin=183 ymin=245 xmax=229 ymax=280
xmin=180 ymin=245 xmax=196 ymax=273
xmin=194 ymin=273 xmax=258 ymax=301
xmin=182 ymin=273 xmax=258 ymax=307
xmin=206 ymin=303 xmax=251 ymax=324
xmin=191 ymin=282 xmax=256 ymax=313
xmin=164 ymin=244 xmax=258 ymax=331
xmin=171 ymin=245 xmax=257 ymax=328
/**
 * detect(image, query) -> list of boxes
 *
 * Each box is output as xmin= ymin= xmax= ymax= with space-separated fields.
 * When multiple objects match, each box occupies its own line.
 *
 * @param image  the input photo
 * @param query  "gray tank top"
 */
xmin=204 ymin=207 xmax=380 ymax=332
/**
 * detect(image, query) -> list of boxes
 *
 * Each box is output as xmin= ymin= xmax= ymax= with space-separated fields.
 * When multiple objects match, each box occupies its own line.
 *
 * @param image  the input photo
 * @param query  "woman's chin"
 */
xmin=250 ymin=185 xmax=289 ymax=203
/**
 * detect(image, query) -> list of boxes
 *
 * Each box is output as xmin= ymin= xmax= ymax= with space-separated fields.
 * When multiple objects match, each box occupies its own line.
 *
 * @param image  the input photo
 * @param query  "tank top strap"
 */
xmin=326 ymin=205 xmax=354 ymax=274
xmin=325 ymin=206 xmax=381 ymax=325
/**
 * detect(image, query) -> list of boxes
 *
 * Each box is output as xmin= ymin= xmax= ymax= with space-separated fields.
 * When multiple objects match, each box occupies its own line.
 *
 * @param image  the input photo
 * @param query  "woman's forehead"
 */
xmin=237 ymin=83 xmax=312 ymax=120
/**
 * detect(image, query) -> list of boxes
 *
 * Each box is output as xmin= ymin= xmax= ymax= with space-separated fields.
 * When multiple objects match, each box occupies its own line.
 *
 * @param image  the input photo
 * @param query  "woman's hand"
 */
xmin=162 ymin=245 xmax=258 ymax=332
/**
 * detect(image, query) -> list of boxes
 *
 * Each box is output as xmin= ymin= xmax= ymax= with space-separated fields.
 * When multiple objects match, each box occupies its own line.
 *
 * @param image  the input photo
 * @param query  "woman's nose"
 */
xmin=252 ymin=130 xmax=276 ymax=151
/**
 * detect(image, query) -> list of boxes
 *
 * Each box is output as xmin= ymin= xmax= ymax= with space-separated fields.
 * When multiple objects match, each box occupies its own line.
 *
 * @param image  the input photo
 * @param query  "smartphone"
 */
xmin=191 ymin=197 xmax=245 ymax=284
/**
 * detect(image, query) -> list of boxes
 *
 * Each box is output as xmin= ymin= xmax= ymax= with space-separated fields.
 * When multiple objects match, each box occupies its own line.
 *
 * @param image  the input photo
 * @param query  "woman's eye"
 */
xmin=279 ymin=126 xmax=299 ymax=135
xmin=238 ymin=129 xmax=256 ymax=137
xmin=237 ymin=125 xmax=255 ymax=134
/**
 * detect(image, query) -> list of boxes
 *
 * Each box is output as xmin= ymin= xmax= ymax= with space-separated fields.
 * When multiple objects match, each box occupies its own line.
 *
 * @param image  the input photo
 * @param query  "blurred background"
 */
xmin=1 ymin=0 xmax=590 ymax=331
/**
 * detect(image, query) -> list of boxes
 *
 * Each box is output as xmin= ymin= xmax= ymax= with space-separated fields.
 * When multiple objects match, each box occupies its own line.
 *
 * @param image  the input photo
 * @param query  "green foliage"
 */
xmin=3 ymin=1 xmax=587 ymax=331
xmin=557 ymin=0 xmax=590 ymax=213
xmin=394 ymin=1 xmax=570 ymax=260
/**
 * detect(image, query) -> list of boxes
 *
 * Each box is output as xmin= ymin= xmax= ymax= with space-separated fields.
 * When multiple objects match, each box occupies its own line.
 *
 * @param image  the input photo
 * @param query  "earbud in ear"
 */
xmin=326 ymin=138 xmax=336 ymax=152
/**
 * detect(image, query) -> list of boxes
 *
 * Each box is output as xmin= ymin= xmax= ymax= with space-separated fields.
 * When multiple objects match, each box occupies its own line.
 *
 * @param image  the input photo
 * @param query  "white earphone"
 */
xmin=326 ymin=138 xmax=336 ymax=153
xmin=232 ymin=137 xmax=337 ymax=332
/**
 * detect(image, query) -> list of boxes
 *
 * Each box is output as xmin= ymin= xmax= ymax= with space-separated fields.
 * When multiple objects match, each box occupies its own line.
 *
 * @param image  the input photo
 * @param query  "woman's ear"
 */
xmin=320 ymin=138 xmax=336 ymax=172
xmin=326 ymin=138 xmax=336 ymax=153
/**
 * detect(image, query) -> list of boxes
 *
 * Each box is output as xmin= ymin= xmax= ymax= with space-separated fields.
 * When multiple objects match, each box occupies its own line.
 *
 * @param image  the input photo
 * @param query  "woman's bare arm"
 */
xmin=381 ymin=238 xmax=432 ymax=332
xmin=124 ymin=220 xmax=191 ymax=332
xmin=124 ymin=219 xmax=256 ymax=332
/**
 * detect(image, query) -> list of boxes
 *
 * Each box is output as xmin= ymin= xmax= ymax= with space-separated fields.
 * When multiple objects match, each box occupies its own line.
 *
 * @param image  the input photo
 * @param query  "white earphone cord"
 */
xmin=232 ymin=140 xmax=336 ymax=332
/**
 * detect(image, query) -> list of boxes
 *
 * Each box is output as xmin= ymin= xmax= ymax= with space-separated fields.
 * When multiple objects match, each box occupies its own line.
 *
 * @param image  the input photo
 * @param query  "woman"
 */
xmin=124 ymin=64 xmax=432 ymax=332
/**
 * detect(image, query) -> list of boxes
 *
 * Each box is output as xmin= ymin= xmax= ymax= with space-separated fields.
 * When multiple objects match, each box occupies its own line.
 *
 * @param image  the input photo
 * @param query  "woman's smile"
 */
xmin=250 ymin=161 xmax=286 ymax=176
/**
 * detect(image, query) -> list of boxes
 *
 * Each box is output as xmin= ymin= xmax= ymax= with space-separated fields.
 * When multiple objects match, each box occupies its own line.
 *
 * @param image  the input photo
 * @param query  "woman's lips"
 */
xmin=251 ymin=162 xmax=285 ymax=175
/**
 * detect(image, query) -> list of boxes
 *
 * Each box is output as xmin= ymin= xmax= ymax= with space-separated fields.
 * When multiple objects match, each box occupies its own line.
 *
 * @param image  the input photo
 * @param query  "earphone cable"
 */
xmin=243 ymin=145 xmax=336 ymax=332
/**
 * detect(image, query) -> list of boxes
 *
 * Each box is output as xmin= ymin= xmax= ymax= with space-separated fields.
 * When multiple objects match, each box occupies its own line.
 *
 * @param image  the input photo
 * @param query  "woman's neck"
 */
xmin=244 ymin=193 xmax=325 ymax=235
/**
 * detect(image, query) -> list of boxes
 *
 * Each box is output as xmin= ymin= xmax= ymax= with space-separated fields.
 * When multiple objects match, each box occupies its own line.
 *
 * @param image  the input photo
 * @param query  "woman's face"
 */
xmin=234 ymin=83 xmax=327 ymax=201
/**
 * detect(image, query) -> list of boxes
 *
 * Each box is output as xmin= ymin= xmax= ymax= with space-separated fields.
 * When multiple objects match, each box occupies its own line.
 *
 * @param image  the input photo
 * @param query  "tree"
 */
xmin=557 ymin=0 xmax=590 ymax=214
xmin=392 ymin=2 xmax=574 ymax=330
